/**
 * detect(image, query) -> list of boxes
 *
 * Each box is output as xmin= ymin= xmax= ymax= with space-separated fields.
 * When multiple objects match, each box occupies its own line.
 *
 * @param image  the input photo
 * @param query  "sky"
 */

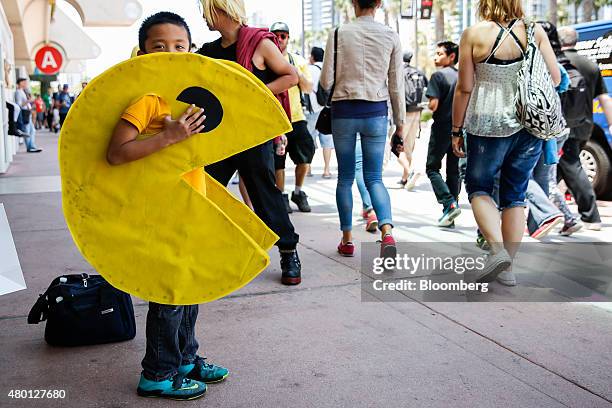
xmin=59 ymin=0 xmax=302 ymax=79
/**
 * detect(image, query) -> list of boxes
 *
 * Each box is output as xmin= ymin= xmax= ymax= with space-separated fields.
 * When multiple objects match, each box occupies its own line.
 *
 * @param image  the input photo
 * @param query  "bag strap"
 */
xmin=325 ymin=27 xmax=339 ymax=108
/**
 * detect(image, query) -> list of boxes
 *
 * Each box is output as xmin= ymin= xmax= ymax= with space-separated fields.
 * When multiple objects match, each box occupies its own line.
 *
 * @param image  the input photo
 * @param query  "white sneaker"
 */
xmin=406 ymin=172 xmax=421 ymax=191
xmin=475 ymin=249 xmax=512 ymax=283
xmin=496 ymin=270 xmax=517 ymax=286
xmin=584 ymin=222 xmax=602 ymax=231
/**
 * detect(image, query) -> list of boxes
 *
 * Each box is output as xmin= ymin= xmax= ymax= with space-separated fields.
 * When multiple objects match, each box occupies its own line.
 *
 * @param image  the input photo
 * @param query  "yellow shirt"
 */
xmin=121 ymin=94 xmax=170 ymax=135
xmin=285 ymin=52 xmax=311 ymax=123
xmin=120 ymin=94 xmax=205 ymax=192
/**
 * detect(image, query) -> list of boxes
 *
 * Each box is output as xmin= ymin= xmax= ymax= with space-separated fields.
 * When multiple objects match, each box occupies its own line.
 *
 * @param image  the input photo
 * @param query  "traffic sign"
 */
xmin=34 ymin=45 xmax=63 ymax=75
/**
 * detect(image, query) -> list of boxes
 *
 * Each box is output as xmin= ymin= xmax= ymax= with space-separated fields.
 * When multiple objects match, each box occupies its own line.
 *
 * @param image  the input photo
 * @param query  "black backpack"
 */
xmin=559 ymin=58 xmax=589 ymax=128
xmin=404 ymin=65 xmax=427 ymax=109
xmin=28 ymin=274 xmax=136 ymax=347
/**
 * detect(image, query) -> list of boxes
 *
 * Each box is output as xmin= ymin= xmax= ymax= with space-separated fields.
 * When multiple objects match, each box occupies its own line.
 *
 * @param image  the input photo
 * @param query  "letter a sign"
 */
xmin=35 ymin=46 xmax=63 ymax=75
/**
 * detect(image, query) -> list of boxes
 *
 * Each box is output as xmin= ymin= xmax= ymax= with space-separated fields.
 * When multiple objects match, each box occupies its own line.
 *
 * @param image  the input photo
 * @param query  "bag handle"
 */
xmin=324 ymin=27 xmax=339 ymax=108
xmin=26 ymin=273 xmax=91 ymax=324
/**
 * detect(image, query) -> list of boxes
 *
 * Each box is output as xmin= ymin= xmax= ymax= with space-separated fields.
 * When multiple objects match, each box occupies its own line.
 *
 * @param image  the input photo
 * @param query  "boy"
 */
xmin=425 ymin=41 xmax=460 ymax=228
xmin=106 ymin=12 xmax=228 ymax=400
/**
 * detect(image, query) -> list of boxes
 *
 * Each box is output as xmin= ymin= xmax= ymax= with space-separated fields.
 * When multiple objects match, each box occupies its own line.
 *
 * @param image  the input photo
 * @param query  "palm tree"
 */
xmin=334 ymin=0 xmax=354 ymax=23
xmin=594 ymin=0 xmax=612 ymax=19
xmin=583 ymin=0 xmax=595 ymax=21
xmin=548 ymin=0 xmax=558 ymax=25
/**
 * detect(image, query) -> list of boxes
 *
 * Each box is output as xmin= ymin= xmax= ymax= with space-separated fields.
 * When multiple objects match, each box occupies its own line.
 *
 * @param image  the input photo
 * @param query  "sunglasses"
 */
xmin=274 ymin=32 xmax=289 ymax=40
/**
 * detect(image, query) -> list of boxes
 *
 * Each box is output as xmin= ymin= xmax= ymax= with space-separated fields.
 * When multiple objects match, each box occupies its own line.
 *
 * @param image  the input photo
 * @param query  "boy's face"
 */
xmin=434 ymin=47 xmax=455 ymax=68
xmin=141 ymin=23 xmax=190 ymax=54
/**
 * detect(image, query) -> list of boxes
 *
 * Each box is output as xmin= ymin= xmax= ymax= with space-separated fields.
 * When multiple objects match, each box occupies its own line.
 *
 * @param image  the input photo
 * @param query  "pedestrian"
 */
xmin=198 ymin=0 xmax=303 ymax=285
xmin=270 ymin=21 xmax=316 ymax=213
xmin=451 ymin=1 xmax=561 ymax=286
xmin=14 ymin=78 xmax=42 ymax=153
xmin=320 ymin=0 xmax=404 ymax=258
xmin=105 ymin=12 xmax=228 ymax=401
xmin=398 ymin=50 xmax=427 ymax=190
xmin=34 ymin=94 xmax=45 ymax=130
xmin=307 ymin=46 xmax=334 ymax=179
xmin=57 ymin=84 xmax=72 ymax=128
xmin=43 ymin=87 xmax=53 ymax=129
xmin=556 ymin=26 xmax=612 ymax=231
xmin=426 ymin=41 xmax=461 ymax=228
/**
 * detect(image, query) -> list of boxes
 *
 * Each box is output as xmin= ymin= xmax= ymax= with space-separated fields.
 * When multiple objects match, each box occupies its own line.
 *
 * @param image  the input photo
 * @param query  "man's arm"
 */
xmin=296 ymin=58 xmax=313 ymax=93
xmin=426 ymin=72 xmax=441 ymax=112
xmin=428 ymin=98 xmax=439 ymax=112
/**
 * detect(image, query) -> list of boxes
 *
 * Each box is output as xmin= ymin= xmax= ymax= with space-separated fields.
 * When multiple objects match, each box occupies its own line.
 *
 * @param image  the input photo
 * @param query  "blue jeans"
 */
xmin=355 ymin=136 xmax=373 ymax=211
xmin=141 ymin=303 xmax=199 ymax=381
xmin=466 ymin=129 xmax=543 ymax=210
xmin=526 ymin=152 xmax=562 ymax=234
xmin=332 ymin=116 xmax=392 ymax=231
xmin=25 ymin=122 xmax=38 ymax=150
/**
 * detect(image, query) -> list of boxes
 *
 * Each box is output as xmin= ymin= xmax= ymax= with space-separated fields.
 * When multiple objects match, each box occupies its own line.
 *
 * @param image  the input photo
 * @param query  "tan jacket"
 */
xmin=320 ymin=16 xmax=405 ymax=126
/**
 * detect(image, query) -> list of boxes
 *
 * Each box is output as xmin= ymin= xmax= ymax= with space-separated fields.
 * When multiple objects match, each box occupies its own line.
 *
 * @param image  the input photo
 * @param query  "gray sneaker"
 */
xmin=496 ymin=269 xmax=517 ymax=286
xmin=475 ymin=249 xmax=512 ymax=283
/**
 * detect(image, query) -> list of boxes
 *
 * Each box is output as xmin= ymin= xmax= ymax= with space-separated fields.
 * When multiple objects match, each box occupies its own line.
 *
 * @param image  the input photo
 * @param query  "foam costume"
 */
xmin=59 ymin=53 xmax=292 ymax=305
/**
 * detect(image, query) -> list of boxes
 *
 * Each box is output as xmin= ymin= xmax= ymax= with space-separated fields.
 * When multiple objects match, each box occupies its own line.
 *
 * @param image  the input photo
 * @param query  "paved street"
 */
xmin=1 ymin=128 xmax=611 ymax=408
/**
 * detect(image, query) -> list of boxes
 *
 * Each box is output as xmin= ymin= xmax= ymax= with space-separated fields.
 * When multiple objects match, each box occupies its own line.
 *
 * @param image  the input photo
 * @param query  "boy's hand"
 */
xmin=162 ymin=105 xmax=206 ymax=146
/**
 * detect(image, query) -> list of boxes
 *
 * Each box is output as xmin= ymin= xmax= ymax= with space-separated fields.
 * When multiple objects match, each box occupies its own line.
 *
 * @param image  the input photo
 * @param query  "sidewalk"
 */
xmin=1 ymin=129 xmax=611 ymax=408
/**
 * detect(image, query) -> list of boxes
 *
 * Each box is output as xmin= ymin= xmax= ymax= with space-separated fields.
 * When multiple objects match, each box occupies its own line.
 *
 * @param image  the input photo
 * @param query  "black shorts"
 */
xmin=275 ymin=120 xmax=315 ymax=170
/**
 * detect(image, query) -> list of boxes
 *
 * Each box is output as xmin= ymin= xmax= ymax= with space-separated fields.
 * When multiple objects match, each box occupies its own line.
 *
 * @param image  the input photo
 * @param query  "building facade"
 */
xmin=0 ymin=0 xmax=141 ymax=173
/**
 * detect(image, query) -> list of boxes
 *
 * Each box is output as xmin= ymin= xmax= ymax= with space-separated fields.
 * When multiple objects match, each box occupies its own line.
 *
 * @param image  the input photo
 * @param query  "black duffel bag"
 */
xmin=28 ymin=273 xmax=136 ymax=347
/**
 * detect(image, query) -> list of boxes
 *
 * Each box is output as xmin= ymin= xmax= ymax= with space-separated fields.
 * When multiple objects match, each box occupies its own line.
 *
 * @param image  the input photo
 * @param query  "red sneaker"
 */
xmin=365 ymin=211 xmax=378 ymax=233
xmin=379 ymin=234 xmax=396 ymax=259
xmin=531 ymin=215 xmax=563 ymax=239
xmin=337 ymin=241 xmax=355 ymax=257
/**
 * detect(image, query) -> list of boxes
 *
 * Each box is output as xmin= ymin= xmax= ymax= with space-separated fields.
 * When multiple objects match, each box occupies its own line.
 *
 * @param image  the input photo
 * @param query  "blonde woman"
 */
xmin=197 ymin=0 xmax=304 ymax=286
xmin=451 ymin=0 xmax=560 ymax=285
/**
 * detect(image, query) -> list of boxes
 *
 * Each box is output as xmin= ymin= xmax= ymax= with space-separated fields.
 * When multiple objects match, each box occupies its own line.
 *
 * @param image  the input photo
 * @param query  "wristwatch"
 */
xmin=451 ymin=127 xmax=464 ymax=138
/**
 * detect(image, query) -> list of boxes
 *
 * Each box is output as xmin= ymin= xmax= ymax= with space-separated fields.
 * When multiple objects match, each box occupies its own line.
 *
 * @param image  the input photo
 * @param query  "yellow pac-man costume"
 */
xmin=59 ymin=53 xmax=292 ymax=305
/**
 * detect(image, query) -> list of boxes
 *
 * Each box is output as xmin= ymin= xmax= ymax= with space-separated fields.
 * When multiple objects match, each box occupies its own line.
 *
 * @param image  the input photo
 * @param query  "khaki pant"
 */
xmin=402 ymin=111 xmax=421 ymax=162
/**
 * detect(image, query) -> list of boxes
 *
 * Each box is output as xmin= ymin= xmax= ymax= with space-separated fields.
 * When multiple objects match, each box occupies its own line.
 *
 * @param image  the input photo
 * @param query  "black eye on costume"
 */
xmin=176 ymin=87 xmax=224 ymax=133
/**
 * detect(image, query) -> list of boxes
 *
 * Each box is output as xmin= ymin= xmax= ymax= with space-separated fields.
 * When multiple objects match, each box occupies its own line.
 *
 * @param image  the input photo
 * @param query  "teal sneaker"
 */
xmin=438 ymin=202 xmax=461 ymax=227
xmin=137 ymin=374 xmax=206 ymax=400
xmin=179 ymin=356 xmax=229 ymax=383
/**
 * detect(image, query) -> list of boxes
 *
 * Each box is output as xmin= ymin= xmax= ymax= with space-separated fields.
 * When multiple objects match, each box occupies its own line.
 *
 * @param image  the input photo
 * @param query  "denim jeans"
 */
xmin=355 ymin=136 xmax=373 ymax=211
xmin=23 ymin=121 xmax=37 ymax=150
xmin=466 ymin=129 xmax=543 ymax=210
xmin=548 ymin=136 xmax=575 ymax=223
xmin=526 ymin=152 xmax=563 ymax=234
xmin=526 ymin=178 xmax=562 ymax=234
xmin=332 ymin=116 xmax=392 ymax=231
xmin=426 ymin=121 xmax=460 ymax=209
xmin=141 ymin=303 xmax=199 ymax=381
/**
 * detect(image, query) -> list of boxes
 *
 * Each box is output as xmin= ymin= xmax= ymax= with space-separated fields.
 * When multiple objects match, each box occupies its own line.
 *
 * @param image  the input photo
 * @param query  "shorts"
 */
xmin=466 ymin=129 xmax=543 ymax=210
xmin=275 ymin=120 xmax=315 ymax=170
xmin=306 ymin=112 xmax=334 ymax=149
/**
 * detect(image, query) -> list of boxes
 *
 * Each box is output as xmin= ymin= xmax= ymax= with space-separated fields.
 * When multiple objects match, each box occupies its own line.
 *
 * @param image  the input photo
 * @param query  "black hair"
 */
xmin=437 ymin=41 xmax=459 ymax=64
xmin=17 ymin=78 xmax=27 ymax=85
xmin=138 ymin=12 xmax=192 ymax=53
xmin=537 ymin=20 xmax=565 ymax=59
xmin=356 ymin=0 xmax=379 ymax=9
xmin=311 ymin=47 xmax=324 ymax=62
